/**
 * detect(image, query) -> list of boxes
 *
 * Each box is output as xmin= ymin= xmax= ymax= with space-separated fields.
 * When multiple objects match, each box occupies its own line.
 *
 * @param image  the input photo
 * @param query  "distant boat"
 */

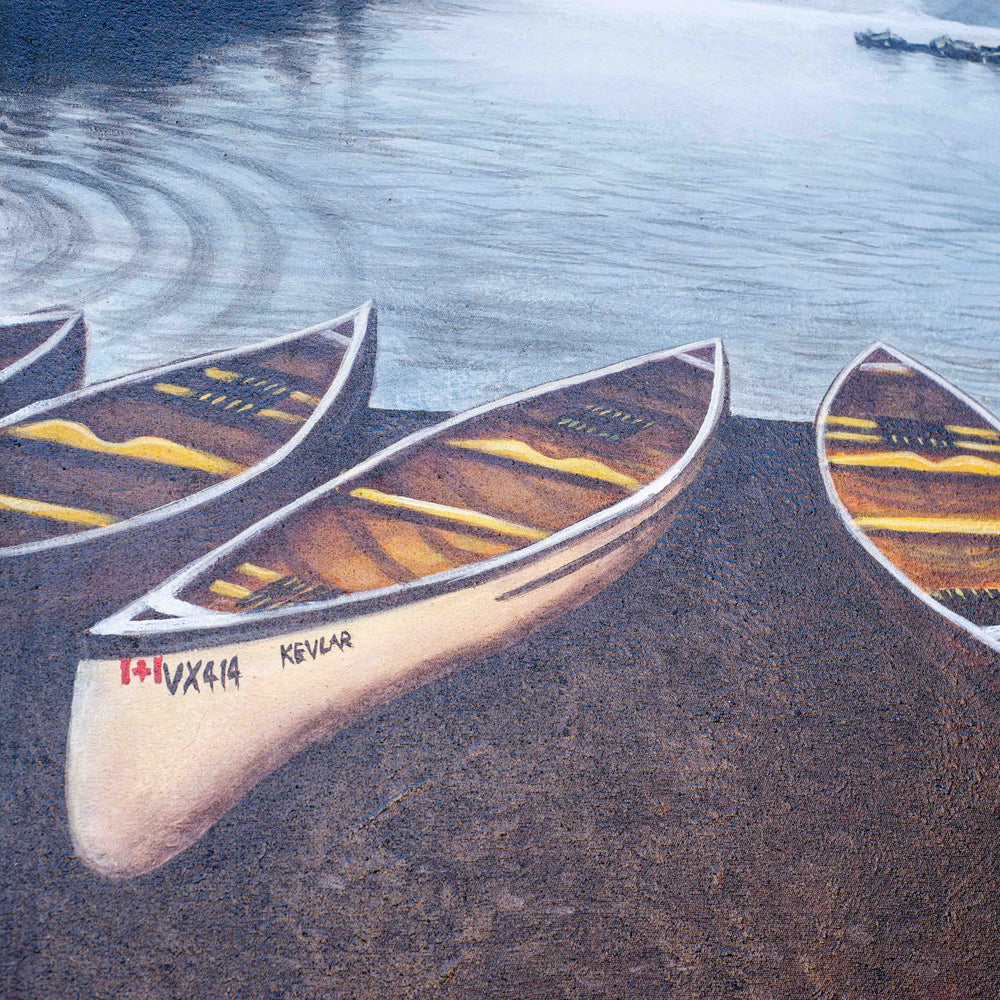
xmin=0 ymin=306 xmax=86 ymax=414
xmin=854 ymin=27 xmax=1000 ymax=63
xmin=816 ymin=341 xmax=1000 ymax=655
xmin=67 ymin=338 xmax=729 ymax=878
xmin=0 ymin=301 xmax=376 ymax=627
xmin=854 ymin=29 xmax=909 ymax=51
xmin=930 ymin=35 xmax=986 ymax=62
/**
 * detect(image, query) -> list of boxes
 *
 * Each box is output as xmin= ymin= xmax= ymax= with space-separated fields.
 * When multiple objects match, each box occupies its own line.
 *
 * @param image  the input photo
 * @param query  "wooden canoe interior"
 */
xmin=0 ymin=324 xmax=355 ymax=548
xmin=823 ymin=346 xmax=1000 ymax=626
xmin=0 ymin=317 xmax=65 ymax=373
xmin=179 ymin=346 xmax=718 ymax=615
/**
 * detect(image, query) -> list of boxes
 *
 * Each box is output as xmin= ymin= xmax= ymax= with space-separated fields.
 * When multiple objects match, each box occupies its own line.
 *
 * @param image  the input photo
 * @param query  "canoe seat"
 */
xmin=210 ymin=572 xmax=345 ymax=611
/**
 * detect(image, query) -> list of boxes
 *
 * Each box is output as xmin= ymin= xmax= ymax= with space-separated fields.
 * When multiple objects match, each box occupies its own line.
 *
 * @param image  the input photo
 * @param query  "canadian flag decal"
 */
xmin=119 ymin=657 xmax=164 ymax=685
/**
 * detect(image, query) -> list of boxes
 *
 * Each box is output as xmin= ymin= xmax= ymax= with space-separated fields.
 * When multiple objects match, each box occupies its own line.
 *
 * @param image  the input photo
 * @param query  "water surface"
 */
xmin=2 ymin=0 xmax=999 ymax=419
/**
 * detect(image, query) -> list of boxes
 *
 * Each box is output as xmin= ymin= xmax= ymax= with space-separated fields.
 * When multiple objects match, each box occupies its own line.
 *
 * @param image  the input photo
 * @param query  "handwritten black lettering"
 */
xmin=163 ymin=662 xmax=184 ymax=696
xmin=275 ymin=631 xmax=353 ymax=668
xmin=183 ymin=661 xmax=201 ymax=695
xmin=149 ymin=656 xmax=241 ymax=695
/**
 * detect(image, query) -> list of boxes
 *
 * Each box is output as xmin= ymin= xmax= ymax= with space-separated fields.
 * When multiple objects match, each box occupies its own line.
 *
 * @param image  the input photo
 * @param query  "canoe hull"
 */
xmin=815 ymin=341 xmax=1000 ymax=739
xmin=816 ymin=341 xmax=1000 ymax=657
xmin=2 ymin=309 xmax=376 ymax=631
xmin=67 ymin=430 xmax=711 ymax=879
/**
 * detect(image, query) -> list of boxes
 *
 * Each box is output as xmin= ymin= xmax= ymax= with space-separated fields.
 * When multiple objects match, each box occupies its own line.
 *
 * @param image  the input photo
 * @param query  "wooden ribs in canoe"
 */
xmin=68 ymin=339 xmax=729 ymax=878
xmin=817 ymin=341 xmax=1000 ymax=653
xmin=0 ymin=307 xmax=86 ymax=414
xmin=0 ymin=301 xmax=376 ymax=626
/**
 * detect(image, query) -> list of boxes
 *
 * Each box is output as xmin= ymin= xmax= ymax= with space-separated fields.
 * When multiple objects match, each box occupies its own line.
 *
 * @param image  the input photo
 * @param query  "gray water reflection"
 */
xmin=2 ymin=0 xmax=1000 ymax=419
xmin=0 ymin=0 xmax=328 ymax=85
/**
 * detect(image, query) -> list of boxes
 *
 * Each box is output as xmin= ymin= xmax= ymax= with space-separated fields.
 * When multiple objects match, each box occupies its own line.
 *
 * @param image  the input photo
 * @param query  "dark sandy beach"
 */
xmin=2 ymin=410 xmax=1000 ymax=998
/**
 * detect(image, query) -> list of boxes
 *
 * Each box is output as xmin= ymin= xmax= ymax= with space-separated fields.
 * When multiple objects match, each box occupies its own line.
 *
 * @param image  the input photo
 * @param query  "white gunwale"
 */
xmin=0 ymin=301 xmax=374 ymax=559
xmin=92 ymin=338 xmax=728 ymax=646
xmin=0 ymin=308 xmax=84 ymax=385
xmin=815 ymin=339 xmax=1000 ymax=656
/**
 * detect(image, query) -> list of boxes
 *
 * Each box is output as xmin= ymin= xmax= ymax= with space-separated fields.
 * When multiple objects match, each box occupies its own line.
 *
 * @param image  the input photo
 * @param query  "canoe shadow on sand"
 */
xmin=3 ymin=412 xmax=1000 ymax=996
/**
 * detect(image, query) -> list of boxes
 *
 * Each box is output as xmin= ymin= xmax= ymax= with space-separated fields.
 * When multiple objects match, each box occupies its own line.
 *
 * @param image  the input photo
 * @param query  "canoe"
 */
xmin=816 ymin=341 xmax=1000 ymax=655
xmin=0 ymin=301 xmax=376 ymax=627
xmin=0 ymin=306 xmax=87 ymax=414
xmin=67 ymin=338 xmax=729 ymax=878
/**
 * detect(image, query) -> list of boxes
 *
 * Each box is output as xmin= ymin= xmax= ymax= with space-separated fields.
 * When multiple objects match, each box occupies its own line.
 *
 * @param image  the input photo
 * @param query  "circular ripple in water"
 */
xmin=0 ymin=89 xmax=351 ymax=384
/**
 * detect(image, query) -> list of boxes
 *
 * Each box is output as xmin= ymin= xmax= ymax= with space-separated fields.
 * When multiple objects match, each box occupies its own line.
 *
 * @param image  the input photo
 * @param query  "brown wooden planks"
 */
xmin=0 ymin=330 xmax=349 ymax=549
xmin=176 ymin=351 xmax=714 ymax=615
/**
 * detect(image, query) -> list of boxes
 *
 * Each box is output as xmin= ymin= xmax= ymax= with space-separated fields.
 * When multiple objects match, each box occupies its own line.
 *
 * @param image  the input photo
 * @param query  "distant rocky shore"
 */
xmin=856 ymin=28 xmax=1000 ymax=63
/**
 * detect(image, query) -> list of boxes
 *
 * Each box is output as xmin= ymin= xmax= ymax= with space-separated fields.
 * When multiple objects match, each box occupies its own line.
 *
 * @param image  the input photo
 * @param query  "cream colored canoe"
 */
xmin=817 ymin=340 xmax=1000 ymax=654
xmin=68 ymin=339 xmax=729 ymax=878
xmin=0 ymin=306 xmax=86 ymax=414
xmin=0 ymin=302 xmax=375 ymax=626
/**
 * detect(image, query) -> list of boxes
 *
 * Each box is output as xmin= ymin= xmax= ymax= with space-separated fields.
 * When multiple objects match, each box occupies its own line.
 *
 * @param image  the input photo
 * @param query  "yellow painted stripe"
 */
xmin=827 ymin=451 xmax=1000 ymax=477
xmin=825 ymin=431 xmax=883 ymax=443
xmin=955 ymin=440 xmax=1000 ymax=455
xmin=855 ymin=516 xmax=1000 ymax=536
xmin=825 ymin=415 xmax=878 ymax=429
xmin=6 ymin=419 xmax=245 ymax=477
xmin=237 ymin=562 xmax=284 ymax=582
xmin=153 ymin=382 xmax=195 ymax=398
xmin=210 ymin=580 xmax=252 ymax=599
xmin=289 ymin=390 xmax=321 ymax=407
xmin=859 ymin=362 xmax=914 ymax=376
xmin=0 ymin=493 xmax=117 ymax=528
xmin=348 ymin=487 xmax=549 ymax=541
xmin=445 ymin=437 xmax=640 ymax=490
xmin=946 ymin=424 xmax=1000 ymax=440
xmin=204 ymin=367 xmax=240 ymax=382
xmin=930 ymin=586 xmax=1000 ymax=598
xmin=257 ymin=408 xmax=306 ymax=424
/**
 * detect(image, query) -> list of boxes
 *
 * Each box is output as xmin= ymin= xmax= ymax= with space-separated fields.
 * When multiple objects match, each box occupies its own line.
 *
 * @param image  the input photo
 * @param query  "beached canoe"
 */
xmin=0 ymin=302 xmax=376 ymax=627
xmin=67 ymin=338 xmax=729 ymax=878
xmin=817 ymin=341 xmax=1000 ymax=655
xmin=0 ymin=307 xmax=86 ymax=414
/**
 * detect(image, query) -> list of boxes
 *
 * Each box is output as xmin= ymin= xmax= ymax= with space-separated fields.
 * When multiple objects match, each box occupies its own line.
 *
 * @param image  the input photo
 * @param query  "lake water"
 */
xmin=2 ymin=0 xmax=999 ymax=419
